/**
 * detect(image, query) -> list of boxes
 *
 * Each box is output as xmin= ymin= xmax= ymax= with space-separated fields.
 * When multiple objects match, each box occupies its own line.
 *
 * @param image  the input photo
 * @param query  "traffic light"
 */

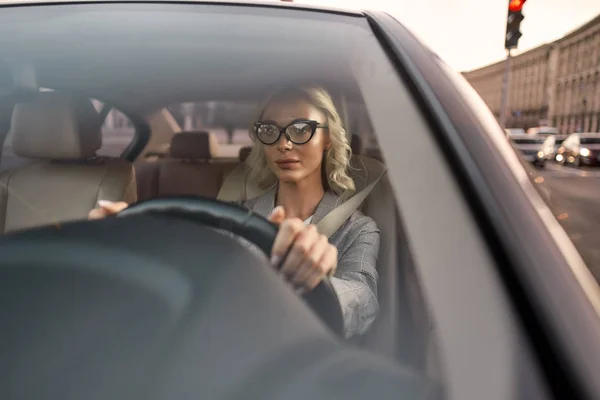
xmin=508 ymin=0 xmax=526 ymax=12
xmin=505 ymin=0 xmax=526 ymax=49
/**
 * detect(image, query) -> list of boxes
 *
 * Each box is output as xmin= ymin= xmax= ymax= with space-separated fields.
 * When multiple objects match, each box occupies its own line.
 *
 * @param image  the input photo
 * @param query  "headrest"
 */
xmin=11 ymin=92 xmax=102 ymax=159
xmin=350 ymin=134 xmax=363 ymax=154
xmin=170 ymin=131 xmax=218 ymax=159
xmin=239 ymin=146 xmax=253 ymax=162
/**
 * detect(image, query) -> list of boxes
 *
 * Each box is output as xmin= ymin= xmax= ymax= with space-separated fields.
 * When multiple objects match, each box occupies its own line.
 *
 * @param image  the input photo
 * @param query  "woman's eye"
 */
xmin=261 ymin=126 xmax=277 ymax=135
xmin=289 ymin=124 xmax=310 ymax=135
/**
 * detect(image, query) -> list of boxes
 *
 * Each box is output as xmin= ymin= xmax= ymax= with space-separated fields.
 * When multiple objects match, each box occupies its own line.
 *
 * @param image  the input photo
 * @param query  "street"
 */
xmin=539 ymin=163 xmax=600 ymax=282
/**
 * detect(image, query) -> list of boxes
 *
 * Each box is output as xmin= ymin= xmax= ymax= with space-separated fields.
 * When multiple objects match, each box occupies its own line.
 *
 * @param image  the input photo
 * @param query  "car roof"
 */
xmin=0 ymin=0 xmax=364 ymax=16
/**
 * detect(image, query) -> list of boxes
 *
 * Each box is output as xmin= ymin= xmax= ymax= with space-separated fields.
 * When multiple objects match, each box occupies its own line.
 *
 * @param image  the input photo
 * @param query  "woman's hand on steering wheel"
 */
xmin=88 ymin=200 xmax=129 ymax=220
xmin=268 ymin=206 xmax=338 ymax=293
xmin=89 ymin=201 xmax=339 ymax=293
xmin=89 ymin=198 xmax=344 ymax=335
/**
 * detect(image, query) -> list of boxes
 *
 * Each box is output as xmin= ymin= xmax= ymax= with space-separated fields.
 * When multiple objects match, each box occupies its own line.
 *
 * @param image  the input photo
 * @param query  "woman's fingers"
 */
xmin=271 ymin=218 xmax=338 ymax=292
xmin=290 ymin=232 xmax=328 ymax=286
xmin=268 ymin=205 xmax=286 ymax=226
xmin=88 ymin=207 xmax=109 ymax=220
xmin=270 ymin=217 xmax=304 ymax=266
xmin=88 ymin=200 xmax=129 ymax=220
xmin=304 ymin=244 xmax=338 ymax=291
xmin=98 ymin=200 xmax=129 ymax=213
xmin=279 ymin=224 xmax=319 ymax=277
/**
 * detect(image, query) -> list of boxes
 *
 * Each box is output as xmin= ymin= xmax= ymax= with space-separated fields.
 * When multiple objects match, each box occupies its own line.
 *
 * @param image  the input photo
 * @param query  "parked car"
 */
xmin=556 ymin=133 xmax=600 ymax=167
xmin=504 ymin=128 xmax=525 ymax=137
xmin=0 ymin=2 xmax=599 ymax=400
xmin=527 ymin=126 xmax=560 ymax=137
xmin=541 ymin=134 xmax=567 ymax=162
xmin=508 ymin=133 xmax=546 ymax=167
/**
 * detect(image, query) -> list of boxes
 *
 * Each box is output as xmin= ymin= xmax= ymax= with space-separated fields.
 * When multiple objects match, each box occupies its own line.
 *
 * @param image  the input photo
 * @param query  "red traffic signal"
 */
xmin=506 ymin=0 xmax=526 ymax=48
xmin=508 ymin=0 xmax=526 ymax=12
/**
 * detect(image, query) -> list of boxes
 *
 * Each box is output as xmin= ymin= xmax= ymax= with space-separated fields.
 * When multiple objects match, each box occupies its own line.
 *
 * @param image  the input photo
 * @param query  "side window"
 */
xmin=343 ymin=102 xmax=378 ymax=153
xmin=209 ymin=101 xmax=255 ymax=146
xmin=167 ymin=101 xmax=255 ymax=158
xmin=96 ymin=104 xmax=136 ymax=157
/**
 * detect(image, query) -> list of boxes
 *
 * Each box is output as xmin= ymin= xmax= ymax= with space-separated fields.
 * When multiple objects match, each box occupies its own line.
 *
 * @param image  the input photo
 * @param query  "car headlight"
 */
xmin=537 ymin=151 xmax=544 ymax=158
xmin=580 ymin=148 xmax=591 ymax=157
xmin=556 ymin=154 xmax=564 ymax=162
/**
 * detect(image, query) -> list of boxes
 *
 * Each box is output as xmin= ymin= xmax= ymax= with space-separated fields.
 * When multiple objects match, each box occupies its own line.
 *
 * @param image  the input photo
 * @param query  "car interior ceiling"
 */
xmin=0 ymin=4 xmax=440 ymax=389
xmin=0 ymin=3 xmax=365 ymax=113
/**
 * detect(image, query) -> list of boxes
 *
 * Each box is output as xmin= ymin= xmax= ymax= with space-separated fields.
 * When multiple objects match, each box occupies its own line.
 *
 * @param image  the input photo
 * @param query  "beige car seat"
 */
xmin=136 ymin=131 xmax=237 ymax=201
xmin=0 ymin=92 xmax=137 ymax=233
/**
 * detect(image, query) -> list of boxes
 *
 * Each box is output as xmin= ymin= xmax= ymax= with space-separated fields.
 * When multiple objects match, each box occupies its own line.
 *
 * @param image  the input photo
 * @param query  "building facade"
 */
xmin=463 ymin=14 xmax=600 ymax=134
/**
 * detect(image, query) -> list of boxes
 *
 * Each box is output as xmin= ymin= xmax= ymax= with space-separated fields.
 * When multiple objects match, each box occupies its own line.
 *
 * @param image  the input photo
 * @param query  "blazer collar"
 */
xmin=249 ymin=186 xmax=343 ymax=224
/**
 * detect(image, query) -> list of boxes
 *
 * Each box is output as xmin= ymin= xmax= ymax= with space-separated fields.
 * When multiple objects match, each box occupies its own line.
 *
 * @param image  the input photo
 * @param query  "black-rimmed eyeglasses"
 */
xmin=253 ymin=119 xmax=328 ymax=145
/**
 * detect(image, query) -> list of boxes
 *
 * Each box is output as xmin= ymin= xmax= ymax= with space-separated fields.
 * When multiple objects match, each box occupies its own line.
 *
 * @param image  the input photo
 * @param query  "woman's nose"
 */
xmin=276 ymin=135 xmax=293 ymax=151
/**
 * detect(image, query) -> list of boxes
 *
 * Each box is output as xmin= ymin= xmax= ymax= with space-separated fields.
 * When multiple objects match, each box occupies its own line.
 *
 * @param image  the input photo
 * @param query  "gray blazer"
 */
xmin=241 ymin=187 xmax=380 ymax=338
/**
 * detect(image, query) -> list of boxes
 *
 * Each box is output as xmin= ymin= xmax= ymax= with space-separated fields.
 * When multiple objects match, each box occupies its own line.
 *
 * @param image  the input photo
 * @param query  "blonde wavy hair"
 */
xmin=246 ymin=85 xmax=355 ymax=196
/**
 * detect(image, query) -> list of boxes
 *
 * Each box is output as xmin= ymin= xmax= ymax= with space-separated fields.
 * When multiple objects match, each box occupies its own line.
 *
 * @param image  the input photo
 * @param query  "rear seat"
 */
xmin=136 ymin=133 xmax=372 ymax=202
xmin=136 ymin=131 xmax=237 ymax=201
xmin=239 ymin=146 xmax=252 ymax=162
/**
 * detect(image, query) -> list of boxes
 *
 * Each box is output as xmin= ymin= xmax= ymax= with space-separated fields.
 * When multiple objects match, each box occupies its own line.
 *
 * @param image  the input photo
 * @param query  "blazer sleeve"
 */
xmin=329 ymin=217 xmax=380 ymax=338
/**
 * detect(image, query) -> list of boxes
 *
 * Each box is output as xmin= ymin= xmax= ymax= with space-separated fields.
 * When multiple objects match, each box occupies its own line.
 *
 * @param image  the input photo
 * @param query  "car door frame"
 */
xmin=365 ymin=10 xmax=600 ymax=400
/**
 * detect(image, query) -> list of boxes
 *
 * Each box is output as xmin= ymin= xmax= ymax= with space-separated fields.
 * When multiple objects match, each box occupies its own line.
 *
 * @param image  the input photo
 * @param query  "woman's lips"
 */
xmin=275 ymin=160 xmax=300 ymax=169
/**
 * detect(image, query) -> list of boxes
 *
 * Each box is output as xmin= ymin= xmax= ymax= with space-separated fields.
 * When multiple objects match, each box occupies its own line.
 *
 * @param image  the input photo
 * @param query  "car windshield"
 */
xmin=0 ymin=1 xmax=431 ymax=374
xmin=3 ymin=3 xmax=600 ymax=398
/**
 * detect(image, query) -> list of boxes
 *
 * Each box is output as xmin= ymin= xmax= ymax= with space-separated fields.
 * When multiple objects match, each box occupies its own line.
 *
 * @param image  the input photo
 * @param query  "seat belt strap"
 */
xmin=219 ymin=156 xmax=386 ymax=238
xmin=316 ymin=168 xmax=386 ymax=238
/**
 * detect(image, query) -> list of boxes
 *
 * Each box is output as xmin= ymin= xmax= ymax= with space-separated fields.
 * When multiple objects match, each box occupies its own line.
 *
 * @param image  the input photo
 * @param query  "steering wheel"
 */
xmin=118 ymin=196 xmax=345 ymax=336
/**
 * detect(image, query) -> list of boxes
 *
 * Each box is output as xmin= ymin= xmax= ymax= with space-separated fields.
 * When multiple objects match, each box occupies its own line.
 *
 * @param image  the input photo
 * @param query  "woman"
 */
xmin=90 ymin=86 xmax=380 ymax=338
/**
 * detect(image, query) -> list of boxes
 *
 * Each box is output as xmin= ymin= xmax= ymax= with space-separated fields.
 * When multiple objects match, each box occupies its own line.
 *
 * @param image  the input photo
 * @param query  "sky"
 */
xmin=295 ymin=0 xmax=600 ymax=72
